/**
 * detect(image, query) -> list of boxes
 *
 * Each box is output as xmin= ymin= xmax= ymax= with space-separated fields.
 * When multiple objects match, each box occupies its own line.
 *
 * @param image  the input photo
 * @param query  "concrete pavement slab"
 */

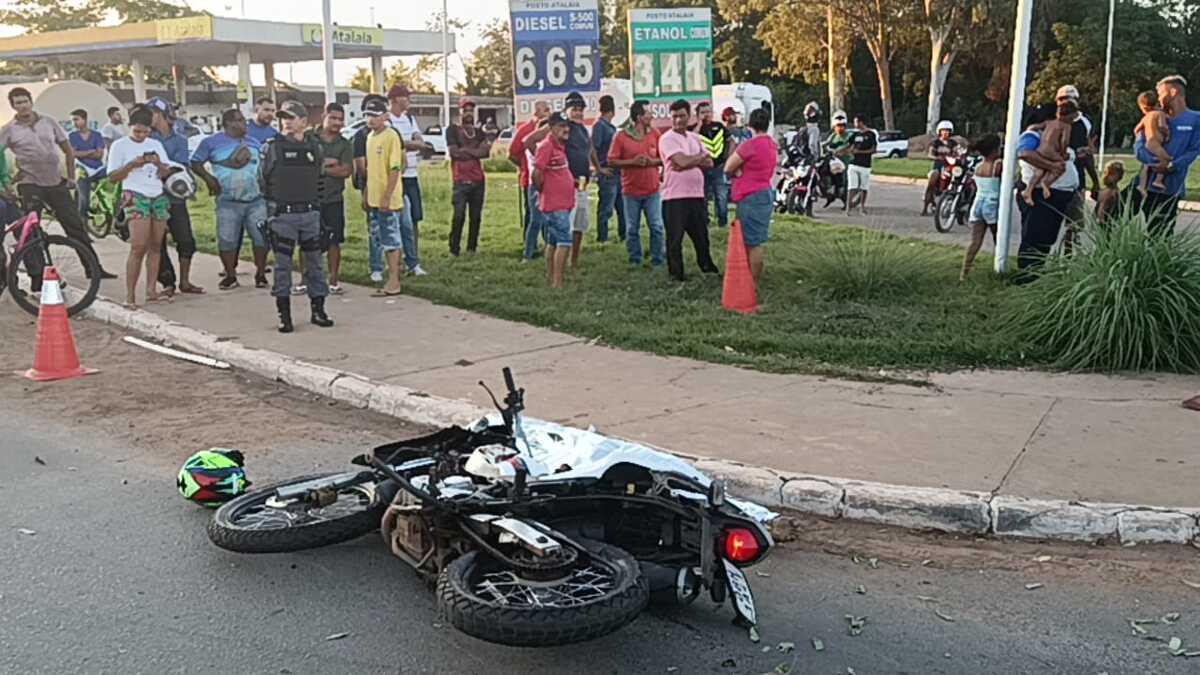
xmin=998 ymin=397 xmax=1200 ymax=507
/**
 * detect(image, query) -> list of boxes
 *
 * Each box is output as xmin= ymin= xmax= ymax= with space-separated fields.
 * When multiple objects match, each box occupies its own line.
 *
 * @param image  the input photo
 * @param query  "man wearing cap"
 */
xmin=696 ymin=101 xmax=731 ymax=228
xmin=148 ymin=97 xmax=203 ymax=296
xmin=361 ymin=95 xmax=407 ymax=296
xmin=258 ymin=100 xmax=333 ymax=333
xmin=511 ymin=100 xmax=550 ymax=261
xmin=563 ymin=91 xmax=604 ymax=267
xmin=1136 ymin=75 xmax=1200 ymax=235
xmin=1054 ymin=85 xmax=1100 ymax=241
xmin=446 ymin=97 xmax=493 ymax=256
xmin=824 ymin=112 xmax=853 ymax=209
xmin=388 ymin=84 xmax=428 ymax=274
xmin=592 ymin=94 xmax=625 ymax=243
xmin=353 ymin=94 xmax=387 ymax=283
xmin=607 ymin=99 xmax=664 ymax=268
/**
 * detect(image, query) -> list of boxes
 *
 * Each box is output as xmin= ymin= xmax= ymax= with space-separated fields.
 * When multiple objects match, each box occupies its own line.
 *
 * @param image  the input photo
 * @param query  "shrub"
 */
xmin=482 ymin=157 xmax=516 ymax=173
xmin=1005 ymin=210 xmax=1200 ymax=372
xmin=793 ymin=228 xmax=947 ymax=300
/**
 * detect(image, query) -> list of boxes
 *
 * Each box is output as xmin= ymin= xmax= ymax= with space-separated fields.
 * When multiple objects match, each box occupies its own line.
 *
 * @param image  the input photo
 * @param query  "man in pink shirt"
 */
xmin=658 ymin=99 xmax=719 ymax=281
xmin=533 ymin=113 xmax=574 ymax=289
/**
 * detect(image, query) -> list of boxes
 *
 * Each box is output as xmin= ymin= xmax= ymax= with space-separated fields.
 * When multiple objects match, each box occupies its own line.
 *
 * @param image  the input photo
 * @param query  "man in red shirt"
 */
xmin=532 ymin=113 xmax=573 ymax=289
xmin=510 ymin=100 xmax=550 ymax=261
xmin=607 ymin=100 xmax=664 ymax=267
xmin=446 ymin=98 xmax=493 ymax=256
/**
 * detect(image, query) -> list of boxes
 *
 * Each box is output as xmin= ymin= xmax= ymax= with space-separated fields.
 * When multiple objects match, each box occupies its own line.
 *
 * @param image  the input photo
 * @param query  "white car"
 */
xmin=874 ymin=130 xmax=909 ymax=158
xmin=422 ymin=125 xmax=448 ymax=157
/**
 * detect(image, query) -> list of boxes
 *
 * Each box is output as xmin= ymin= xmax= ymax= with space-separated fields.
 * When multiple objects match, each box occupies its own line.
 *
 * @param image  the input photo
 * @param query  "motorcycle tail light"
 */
xmin=723 ymin=527 xmax=762 ymax=564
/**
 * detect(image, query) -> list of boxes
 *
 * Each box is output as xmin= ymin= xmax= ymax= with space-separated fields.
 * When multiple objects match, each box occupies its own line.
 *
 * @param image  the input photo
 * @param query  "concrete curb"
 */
xmin=83 ymin=297 xmax=1200 ymax=546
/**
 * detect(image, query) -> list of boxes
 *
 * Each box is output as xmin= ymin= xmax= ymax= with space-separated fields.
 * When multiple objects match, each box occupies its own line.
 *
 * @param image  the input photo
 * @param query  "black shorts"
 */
xmin=320 ymin=201 xmax=346 ymax=246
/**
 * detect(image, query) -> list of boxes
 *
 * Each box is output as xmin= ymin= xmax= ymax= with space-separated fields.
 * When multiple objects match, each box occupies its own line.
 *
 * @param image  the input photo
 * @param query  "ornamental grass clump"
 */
xmin=1006 ymin=210 xmax=1200 ymax=372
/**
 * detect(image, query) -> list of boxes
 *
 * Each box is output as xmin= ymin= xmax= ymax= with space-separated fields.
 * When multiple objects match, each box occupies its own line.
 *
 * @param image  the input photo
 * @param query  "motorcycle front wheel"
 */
xmin=934 ymin=192 xmax=959 ymax=233
xmin=207 ymin=473 xmax=385 ymax=553
xmin=438 ymin=538 xmax=649 ymax=647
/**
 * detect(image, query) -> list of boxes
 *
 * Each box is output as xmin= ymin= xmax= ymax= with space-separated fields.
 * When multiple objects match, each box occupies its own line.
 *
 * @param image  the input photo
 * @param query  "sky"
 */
xmin=3 ymin=0 xmax=511 ymax=90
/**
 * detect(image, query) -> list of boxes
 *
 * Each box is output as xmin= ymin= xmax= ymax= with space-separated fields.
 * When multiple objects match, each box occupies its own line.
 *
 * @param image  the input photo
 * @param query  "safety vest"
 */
xmin=264 ymin=135 xmax=322 ymax=204
xmin=699 ymin=124 xmax=727 ymax=161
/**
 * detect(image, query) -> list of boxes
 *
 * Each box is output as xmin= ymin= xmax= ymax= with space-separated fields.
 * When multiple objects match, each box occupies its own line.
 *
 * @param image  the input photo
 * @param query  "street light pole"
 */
xmin=1098 ymin=0 xmax=1116 ymax=170
xmin=321 ymin=0 xmax=335 ymax=105
xmin=994 ymin=0 xmax=1035 ymax=274
xmin=442 ymin=0 xmax=451 ymax=127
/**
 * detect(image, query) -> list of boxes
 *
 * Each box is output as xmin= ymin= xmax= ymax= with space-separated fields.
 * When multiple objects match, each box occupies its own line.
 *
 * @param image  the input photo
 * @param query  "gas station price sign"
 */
xmin=627 ymin=8 xmax=713 ymax=123
xmin=509 ymin=0 xmax=601 ymax=120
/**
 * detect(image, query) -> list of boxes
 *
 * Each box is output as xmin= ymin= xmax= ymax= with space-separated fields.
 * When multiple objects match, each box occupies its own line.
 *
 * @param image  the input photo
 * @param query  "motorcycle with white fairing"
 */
xmin=207 ymin=368 xmax=774 ymax=647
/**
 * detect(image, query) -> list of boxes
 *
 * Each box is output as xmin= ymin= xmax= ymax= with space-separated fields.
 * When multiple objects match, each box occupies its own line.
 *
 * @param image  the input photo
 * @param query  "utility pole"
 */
xmin=442 ymin=0 xmax=451 ymax=127
xmin=994 ymin=0 xmax=1034 ymax=274
xmin=1098 ymin=0 xmax=1116 ymax=170
xmin=321 ymin=0 xmax=335 ymax=105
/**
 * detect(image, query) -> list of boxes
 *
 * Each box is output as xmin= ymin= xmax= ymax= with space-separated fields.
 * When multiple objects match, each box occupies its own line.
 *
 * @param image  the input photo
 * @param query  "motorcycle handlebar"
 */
xmin=503 ymin=367 xmax=517 ymax=396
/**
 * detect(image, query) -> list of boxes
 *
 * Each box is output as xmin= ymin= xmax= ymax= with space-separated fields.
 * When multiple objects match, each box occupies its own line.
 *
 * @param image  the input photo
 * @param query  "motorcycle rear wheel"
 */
xmin=207 ymin=473 xmax=385 ymax=553
xmin=438 ymin=538 xmax=649 ymax=647
xmin=934 ymin=192 xmax=959 ymax=233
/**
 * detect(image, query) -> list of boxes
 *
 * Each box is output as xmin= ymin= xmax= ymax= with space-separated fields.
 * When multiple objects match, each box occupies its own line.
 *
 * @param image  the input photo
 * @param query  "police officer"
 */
xmin=259 ymin=100 xmax=333 ymax=333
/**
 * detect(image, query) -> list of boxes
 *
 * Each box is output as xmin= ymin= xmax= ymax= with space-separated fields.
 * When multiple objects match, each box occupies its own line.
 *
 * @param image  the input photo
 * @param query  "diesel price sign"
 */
xmin=509 ymin=0 xmax=601 ymax=120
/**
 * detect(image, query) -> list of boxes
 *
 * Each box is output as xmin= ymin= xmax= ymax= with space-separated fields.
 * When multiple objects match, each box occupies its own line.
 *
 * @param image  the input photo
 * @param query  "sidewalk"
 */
xmin=87 ymin=240 xmax=1200 ymax=512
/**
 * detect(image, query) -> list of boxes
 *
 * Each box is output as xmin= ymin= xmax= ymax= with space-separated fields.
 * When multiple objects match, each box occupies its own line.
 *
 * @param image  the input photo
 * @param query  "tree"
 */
xmin=463 ymin=19 xmax=513 ymax=98
xmin=831 ymin=0 xmax=916 ymax=131
xmin=348 ymin=67 xmax=374 ymax=93
xmin=921 ymin=0 xmax=968 ymax=135
xmin=738 ymin=0 xmax=853 ymax=113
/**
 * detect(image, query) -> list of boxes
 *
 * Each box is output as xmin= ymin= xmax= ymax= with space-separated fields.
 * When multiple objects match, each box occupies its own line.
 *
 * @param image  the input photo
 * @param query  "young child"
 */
xmin=1021 ymin=100 xmax=1076 ymax=205
xmin=1094 ymin=160 xmax=1125 ymax=225
xmin=1134 ymin=90 xmax=1171 ymax=195
xmin=960 ymin=133 xmax=1003 ymax=281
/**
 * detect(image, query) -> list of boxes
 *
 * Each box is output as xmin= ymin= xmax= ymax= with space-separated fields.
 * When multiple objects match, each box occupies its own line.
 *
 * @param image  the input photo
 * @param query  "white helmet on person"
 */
xmin=828 ymin=157 xmax=846 ymax=175
xmin=831 ymin=110 xmax=848 ymax=126
xmin=936 ymin=120 xmax=954 ymax=133
xmin=162 ymin=162 xmax=196 ymax=200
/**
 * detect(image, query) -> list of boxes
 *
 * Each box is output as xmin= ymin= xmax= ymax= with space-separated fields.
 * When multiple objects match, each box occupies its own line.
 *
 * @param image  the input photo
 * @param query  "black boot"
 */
xmin=310 ymin=296 xmax=334 ymax=328
xmin=276 ymin=296 xmax=294 ymax=334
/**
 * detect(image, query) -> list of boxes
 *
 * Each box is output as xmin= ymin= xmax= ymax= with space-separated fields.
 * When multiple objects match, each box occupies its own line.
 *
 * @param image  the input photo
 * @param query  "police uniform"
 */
xmin=259 ymin=101 xmax=333 ymax=333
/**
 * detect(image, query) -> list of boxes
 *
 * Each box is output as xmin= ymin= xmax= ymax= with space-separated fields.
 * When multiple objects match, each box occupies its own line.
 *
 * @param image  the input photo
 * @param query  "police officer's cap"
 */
xmin=276 ymin=100 xmax=308 ymax=120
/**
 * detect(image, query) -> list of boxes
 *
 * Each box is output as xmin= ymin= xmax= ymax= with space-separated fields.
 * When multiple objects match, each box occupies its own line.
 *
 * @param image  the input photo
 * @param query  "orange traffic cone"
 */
xmin=721 ymin=220 xmax=757 ymax=314
xmin=22 ymin=266 xmax=98 ymax=382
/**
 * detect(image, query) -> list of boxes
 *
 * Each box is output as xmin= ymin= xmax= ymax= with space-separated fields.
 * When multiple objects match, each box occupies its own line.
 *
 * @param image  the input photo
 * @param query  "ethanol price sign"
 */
xmin=510 ymin=0 xmax=601 ymax=120
xmin=628 ymin=8 xmax=713 ymax=124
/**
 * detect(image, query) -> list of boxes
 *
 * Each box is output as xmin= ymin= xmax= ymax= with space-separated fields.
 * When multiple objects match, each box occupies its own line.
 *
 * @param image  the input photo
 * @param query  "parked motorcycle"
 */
xmin=775 ymin=145 xmax=819 ymax=217
xmin=207 ymin=368 xmax=774 ymax=647
xmin=933 ymin=152 xmax=978 ymax=233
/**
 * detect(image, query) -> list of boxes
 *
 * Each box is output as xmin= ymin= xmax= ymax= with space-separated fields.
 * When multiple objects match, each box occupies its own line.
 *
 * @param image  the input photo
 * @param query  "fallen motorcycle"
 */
xmin=207 ymin=368 xmax=774 ymax=647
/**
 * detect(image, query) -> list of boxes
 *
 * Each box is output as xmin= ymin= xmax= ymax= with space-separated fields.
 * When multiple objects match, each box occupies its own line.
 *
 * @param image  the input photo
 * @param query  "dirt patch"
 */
xmin=772 ymin=513 xmax=1200 ymax=586
xmin=0 ymin=313 xmax=428 ymax=471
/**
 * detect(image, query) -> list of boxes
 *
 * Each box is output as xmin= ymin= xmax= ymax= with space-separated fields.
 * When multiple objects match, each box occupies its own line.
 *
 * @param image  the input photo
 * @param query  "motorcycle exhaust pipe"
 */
xmin=640 ymin=562 xmax=700 ymax=606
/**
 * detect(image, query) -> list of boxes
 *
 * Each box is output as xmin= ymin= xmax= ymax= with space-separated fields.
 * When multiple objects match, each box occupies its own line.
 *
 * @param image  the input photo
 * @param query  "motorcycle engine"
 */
xmin=382 ymin=489 xmax=432 ymax=564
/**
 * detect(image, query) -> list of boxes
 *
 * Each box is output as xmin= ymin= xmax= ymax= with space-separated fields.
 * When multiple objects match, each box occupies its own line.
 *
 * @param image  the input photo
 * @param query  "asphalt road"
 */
xmin=2 ymin=320 xmax=1199 ymax=674
xmin=806 ymin=178 xmax=1200 ymax=253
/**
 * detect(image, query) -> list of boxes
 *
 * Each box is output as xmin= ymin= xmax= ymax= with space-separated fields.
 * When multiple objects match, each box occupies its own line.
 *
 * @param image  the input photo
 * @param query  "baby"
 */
xmin=1022 ymin=100 xmax=1077 ymax=205
xmin=1134 ymin=90 xmax=1171 ymax=194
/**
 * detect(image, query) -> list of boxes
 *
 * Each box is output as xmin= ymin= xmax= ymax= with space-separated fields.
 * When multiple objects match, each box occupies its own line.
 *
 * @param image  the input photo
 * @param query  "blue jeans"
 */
xmin=523 ymin=185 xmax=544 ymax=259
xmin=76 ymin=170 xmax=104 ymax=219
xmin=595 ymin=173 xmax=625 ymax=242
xmin=623 ymin=192 xmax=665 ymax=266
xmin=368 ymin=196 xmax=418 ymax=273
xmin=368 ymin=208 xmax=403 ymax=251
xmin=216 ymin=198 xmax=268 ymax=251
xmin=703 ymin=166 xmax=729 ymax=227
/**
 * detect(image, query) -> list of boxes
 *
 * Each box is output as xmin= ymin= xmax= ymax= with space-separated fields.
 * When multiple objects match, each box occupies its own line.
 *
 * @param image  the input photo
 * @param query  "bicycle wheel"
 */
xmin=85 ymin=208 xmax=112 ymax=239
xmin=6 ymin=234 xmax=101 ymax=317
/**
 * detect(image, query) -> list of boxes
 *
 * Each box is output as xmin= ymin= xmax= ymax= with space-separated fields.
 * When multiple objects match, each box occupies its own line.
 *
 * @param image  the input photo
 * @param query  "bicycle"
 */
xmin=77 ymin=166 xmax=126 ymax=241
xmin=0 ymin=196 xmax=101 ymax=317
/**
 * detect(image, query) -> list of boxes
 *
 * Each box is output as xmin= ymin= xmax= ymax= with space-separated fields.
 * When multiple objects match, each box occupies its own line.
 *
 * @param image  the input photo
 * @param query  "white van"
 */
xmin=711 ymin=83 xmax=774 ymax=136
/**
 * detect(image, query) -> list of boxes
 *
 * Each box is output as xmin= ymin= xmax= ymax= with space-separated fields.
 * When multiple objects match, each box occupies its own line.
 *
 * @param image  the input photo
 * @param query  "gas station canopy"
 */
xmin=0 ymin=15 xmax=451 ymax=67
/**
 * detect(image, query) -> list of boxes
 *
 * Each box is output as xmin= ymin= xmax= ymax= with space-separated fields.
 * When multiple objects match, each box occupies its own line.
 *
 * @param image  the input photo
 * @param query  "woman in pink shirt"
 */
xmin=725 ymin=108 xmax=778 ymax=283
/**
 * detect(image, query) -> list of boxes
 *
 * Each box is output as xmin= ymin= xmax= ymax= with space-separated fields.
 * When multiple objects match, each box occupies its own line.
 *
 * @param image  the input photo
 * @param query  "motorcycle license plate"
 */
xmin=723 ymin=559 xmax=758 ymax=626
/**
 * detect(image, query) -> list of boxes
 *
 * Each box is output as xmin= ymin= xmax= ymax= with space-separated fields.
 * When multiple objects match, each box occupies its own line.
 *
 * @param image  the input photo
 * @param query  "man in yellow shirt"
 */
xmin=362 ymin=97 xmax=405 ymax=296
